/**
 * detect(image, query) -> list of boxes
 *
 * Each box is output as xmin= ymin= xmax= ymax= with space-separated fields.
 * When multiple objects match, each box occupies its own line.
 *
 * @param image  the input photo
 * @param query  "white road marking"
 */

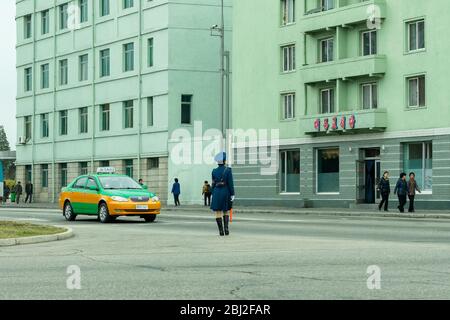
xmin=0 ymin=217 xmax=49 ymax=222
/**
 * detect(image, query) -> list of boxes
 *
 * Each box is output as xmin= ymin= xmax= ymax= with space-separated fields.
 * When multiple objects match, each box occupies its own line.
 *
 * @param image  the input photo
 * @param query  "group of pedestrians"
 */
xmin=377 ymin=171 xmax=421 ymax=213
xmin=1 ymin=181 xmax=33 ymax=204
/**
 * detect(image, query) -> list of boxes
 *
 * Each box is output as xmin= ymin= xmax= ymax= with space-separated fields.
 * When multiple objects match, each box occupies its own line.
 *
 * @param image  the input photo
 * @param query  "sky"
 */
xmin=0 ymin=1 xmax=16 ymax=150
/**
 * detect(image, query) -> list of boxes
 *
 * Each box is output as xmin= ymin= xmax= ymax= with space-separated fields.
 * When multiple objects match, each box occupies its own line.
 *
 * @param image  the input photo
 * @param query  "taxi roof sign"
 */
xmin=97 ymin=167 xmax=116 ymax=174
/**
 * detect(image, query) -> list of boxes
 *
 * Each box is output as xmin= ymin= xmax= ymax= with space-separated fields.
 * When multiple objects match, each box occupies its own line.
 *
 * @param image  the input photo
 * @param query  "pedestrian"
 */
xmin=14 ymin=181 xmax=23 ymax=204
xmin=377 ymin=171 xmax=391 ymax=212
xmin=25 ymin=181 xmax=33 ymax=203
xmin=394 ymin=173 xmax=408 ymax=213
xmin=2 ymin=181 xmax=10 ymax=204
xmin=407 ymin=172 xmax=421 ymax=212
xmin=171 ymin=178 xmax=181 ymax=206
xmin=210 ymin=152 xmax=235 ymax=236
xmin=202 ymin=181 xmax=212 ymax=206
xmin=138 ymin=179 xmax=144 ymax=186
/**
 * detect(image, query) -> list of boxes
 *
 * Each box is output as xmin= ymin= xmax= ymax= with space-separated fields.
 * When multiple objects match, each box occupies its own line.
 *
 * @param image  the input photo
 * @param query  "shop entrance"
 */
xmin=356 ymin=148 xmax=381 ymax=204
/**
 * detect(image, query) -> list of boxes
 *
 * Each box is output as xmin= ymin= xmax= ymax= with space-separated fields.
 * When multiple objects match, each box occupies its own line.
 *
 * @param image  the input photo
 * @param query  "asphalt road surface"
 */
xmin=1 ymin=207 xmax=450 ymax=300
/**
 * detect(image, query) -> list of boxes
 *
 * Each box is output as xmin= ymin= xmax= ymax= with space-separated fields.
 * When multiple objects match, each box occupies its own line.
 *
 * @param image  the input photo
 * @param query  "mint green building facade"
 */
xmin=232 ymin=0 xmax=450 ymax=208
xmin=15 ymin=0 xmax=232 ymax=204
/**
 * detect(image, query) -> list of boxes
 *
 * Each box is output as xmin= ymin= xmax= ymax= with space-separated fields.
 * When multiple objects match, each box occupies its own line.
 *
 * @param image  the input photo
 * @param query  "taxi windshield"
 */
xmin=98 ymin=176 xmax=143 ymax=190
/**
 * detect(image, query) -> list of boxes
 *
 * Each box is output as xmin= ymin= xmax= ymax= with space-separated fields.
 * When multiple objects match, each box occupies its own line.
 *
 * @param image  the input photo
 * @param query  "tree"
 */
xmin=0 ymin=126 xmax=10 ymax=151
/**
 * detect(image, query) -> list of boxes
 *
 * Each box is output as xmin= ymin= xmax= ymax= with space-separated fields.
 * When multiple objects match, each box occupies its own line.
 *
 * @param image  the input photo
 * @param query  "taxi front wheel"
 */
xmin=98 ymin=203 xmax=113 ymax=223
xmin=63 ymin=201 xmax=77 ymax=221
xmin=143 ymin=214 xmax=157 ymax=223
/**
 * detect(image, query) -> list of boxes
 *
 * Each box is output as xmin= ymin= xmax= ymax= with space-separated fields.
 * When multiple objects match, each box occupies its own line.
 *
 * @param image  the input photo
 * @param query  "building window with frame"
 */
xmin=24 ymin=116 xmax=32 ymax=141
xmin=124 ymin=100 xmax=134 ymax=129
xmin=321 ymin=0 xmax=335 ymax=11
xmin=362 ymin=30 xmax=377 ymax=56
xmin=124 ymin=159 xmax=134 ymax=178
xmin=99 ymin=160 xmax=109 ymax=167
xmin=320 ymin=37 xmax=334 ymax=63
xmin=320 ymin=88 xmax=335 ymax=114
xmin=25 ymin=165 xmax=32 ymax=183
xmin=41 ymin=64 xmax=49 ymax=89
xmin=281 ymin=93 xmax=295 ymax=120
xmin=80 ymin=162 xmax=89 ymax=175
xmin=148 ymin=38 xmax=154 ymax=67
xmin=41 ymin=164 xmax=49 ymax=188
xmin=147 ymin=97 xmax=154 ymax=126
xmin=24 ymin=67 xmax=32 ymax=92
xmin=361 ymin=83 xmax=378 ymax=110
xmin=123 ymin=0 xmax=134 ymax=9
xmin=59 ymin=3 xmax=68 ymax=30
xmin=41 ymin=113 xmax=49 ymax=138
xmin=123 ymin=43 xmax=134 ymax=72
xmin=181 ymin=95 xmax=192 ymax=124
xmin=100 ymin=49 xmax=110 ymax=77
xmin=41 ymin=10 xmax=49 ymax=35
xmin=317 ymin=148 xmax=340 ymax=194
xmin=407 ymin=75 xmax=425 ymax=108
xmin=100 ymin=0 xmax=110 ymax=16
xmin=280 ymin=150 xmax=300 ymax=193
xmin=60 ymin=163 xmax=68 ymax=187
xmin=59 ymin=59 xmax=68 ymax=86
xmin=60 ymin=110 xmax=68 ymax=136
xmin=403 ymin=142 xmax=432 ymax=192
xmin=79 ymin=54 xmax=88 ymax=81
xmin=24 ymin=14 xmax=32 ymax=39
xmin=408 ymin=19 xmax=425 ymax=52
xmin=79 ymin=107 xmax=88 ymax=134
xmin=282 ymin=45 xmax=295 ymax=72
xmin=79 ymin=0 xmax=88 ymax=23
xmin=100 ymin=104 xmax=110 ymax=131
xmin=281 ymin=0 xmax=295 ymax=26
xmin=147 ymin=158 xmax=159 ymax=170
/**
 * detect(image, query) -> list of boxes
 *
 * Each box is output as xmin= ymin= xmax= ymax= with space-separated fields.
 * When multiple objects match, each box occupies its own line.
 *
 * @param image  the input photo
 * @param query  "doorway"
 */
xmin=356 ymin=148 xmax=381 ymax=204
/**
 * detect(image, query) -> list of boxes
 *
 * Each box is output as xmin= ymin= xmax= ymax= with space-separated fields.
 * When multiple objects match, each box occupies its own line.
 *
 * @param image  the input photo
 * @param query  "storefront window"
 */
xmin=403 ymin=142 xmax=432 ymax=191
xmin=280 ymin=150 xmax=300 ymax=193
xmin=317 ymin=148 xmax=340 ymax=193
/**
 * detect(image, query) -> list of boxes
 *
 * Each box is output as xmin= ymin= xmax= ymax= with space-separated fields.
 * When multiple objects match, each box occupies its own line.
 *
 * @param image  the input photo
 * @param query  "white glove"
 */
xmin=230 ymin=195 xmax=235 ymax=202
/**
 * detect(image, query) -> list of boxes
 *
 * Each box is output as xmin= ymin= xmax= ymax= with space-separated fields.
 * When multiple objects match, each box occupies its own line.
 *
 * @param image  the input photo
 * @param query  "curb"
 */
xmin=0 ymin=227 xmax=74 ymax=247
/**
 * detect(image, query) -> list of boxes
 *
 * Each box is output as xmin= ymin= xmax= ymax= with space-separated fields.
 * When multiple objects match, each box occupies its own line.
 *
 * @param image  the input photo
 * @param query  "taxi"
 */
xmin=58 ymin=167 xmax=161 ymax=223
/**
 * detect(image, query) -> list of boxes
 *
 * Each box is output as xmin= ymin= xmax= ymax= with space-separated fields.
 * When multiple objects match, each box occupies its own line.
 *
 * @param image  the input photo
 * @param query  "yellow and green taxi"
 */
xmin=58 ymin=167 xmax=161 ymax=223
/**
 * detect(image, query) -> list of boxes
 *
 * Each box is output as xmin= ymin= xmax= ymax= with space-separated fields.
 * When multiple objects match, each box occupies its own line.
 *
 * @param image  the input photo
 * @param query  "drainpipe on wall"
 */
xmin=137 ymin=0 xmax=143 ymax=179
xmin=91 ymin=0 xmax=96 ymax=173
xmin=51 ymin=0 xmax=57 ymax=203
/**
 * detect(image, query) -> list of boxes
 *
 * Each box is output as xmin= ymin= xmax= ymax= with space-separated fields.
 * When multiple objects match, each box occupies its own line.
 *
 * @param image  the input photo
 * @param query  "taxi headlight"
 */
xmin=111 ymin=196 xmax=128 ymax=202
xmin=151 ymin=196 xmax=159 ymax=202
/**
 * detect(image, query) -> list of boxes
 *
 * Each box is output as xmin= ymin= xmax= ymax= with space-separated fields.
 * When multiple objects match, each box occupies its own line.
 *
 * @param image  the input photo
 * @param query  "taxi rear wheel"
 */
xmin=98 ymin=203 xmax=112 ymax=223
xmin=63 ymin=201 xmax=76 ymax=221
xmin=143 ymin=214 xmax=157 ymax=223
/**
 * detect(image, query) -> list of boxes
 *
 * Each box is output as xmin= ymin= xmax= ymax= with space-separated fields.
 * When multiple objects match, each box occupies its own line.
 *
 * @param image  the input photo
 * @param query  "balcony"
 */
xmin=300 ymin=54 xmax=386 ymax=84
xmin=301 ymin=0 xmax=386 ymax=33
xmin=300 ymin=109 xmax=387 ymax=135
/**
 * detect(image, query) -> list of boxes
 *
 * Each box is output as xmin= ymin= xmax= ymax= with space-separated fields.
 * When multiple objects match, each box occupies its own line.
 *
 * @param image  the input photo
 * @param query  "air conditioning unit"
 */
xmin=18 ymin=136 xmax=26 ymax=145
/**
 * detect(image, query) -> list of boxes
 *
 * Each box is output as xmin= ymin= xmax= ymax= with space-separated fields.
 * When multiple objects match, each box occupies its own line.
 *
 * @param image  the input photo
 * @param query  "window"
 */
xmin=408 ymin=19 xmax=425 ymax=52
xmin=80 ymin=162 xmax=88 ymax=175
xmin=25 ymin=165 xmax=32 ymax=183
xmin=100 ymin=0 xmax=110 ymax=16
xmin=74 ymin=176 xmax=88 ymax=188
xmin=60 ymin=3 xmax=68 ymax=30
xmin=321 ymin=0 xmax=335 ymax=11
xmin=281 ymin=93 xmax=295 ymax=120
xmin=60 ymin=110 xmax=68 ymax=136
xmin=124 ymin=100 xmax=134 ymax=129
xmin=100 ymin=49 xmax=110 ymax=77
xmin=124 ymin=159 xmax=134 ymax=178
xmin=24 ymin=67 xmax=32 ymax=92
xmin=79 ymin=107 xmax=88 ymax=134
xmin=123 ymin=0 xmax=134 ymax=9
xmin=148 ymin=38 xmax=154 ymax=67
xmin=317 ymin=148 xmax=339 ymax=193
xmin=41 ymin=113 xmax=49 ymax=138
xmin=24 ymin=116 xmax=32 ymax=141
xmin=79 ymin=54 xmax=88 ymax=81
xmin=24 ymin=15 xmax=32 ymax=39
xmin=320 ymin=88 xmax=335 ymax=114
xmin=280 ymin=150 xmax=300 ymax=193
xmin=41 ymin=164 xmax=49 ymax=188
xmin=281 ymin=0 xmax=295 ymax=25
xmin=282 ymin=45 xmax=295 ymax=72
xmin=320 ymin=38 xmax=334 ymax=62
xmin=403 ymin=142 xmax=432 ymax=192
xmin=86 ymin=178 xmax=98 ymax=189
xmin=79 ymin=0 xmax=88 ymax=23
xmin=147 ymin=158 xmax=159 ymax=170
xmin=362 ymin=30 xmax=377 ymax=56
xmin=60 ymin=163 xmax=68 ymax=187
xmin=408 ymin=75 xmax=425 ymax=108
xmin=41 ymin=64 xmax=49 ymax=89
xmin=100 ymin=104 xmax=110 ymax=131
xmin=181 ymin=95 xmax=192 ymax=124
xmin=41 ymin=10 xmax=49 ymax=35
xmin=123 ymin=43 xmax=134 ymax=72
xmin=147 ymin=97 xmax=154 ymax=126
xmin=59 ymin=59 xmax=68 ymax=86
xmin=99 ymin=160 xmax=109 ymax=167
xmin=361 ymin=83 xmax=378 ymax=109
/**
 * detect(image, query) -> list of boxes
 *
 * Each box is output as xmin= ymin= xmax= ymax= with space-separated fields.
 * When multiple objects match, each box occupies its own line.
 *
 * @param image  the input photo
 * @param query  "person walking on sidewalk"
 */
xmin=2 ymin=181 xmax=10 ymax=204
xmin=377 ymin=171 xmax=391 ymax=211
xmin=25 ymin=182 xmax=33 ymax=203
xmin=171 ymin=178 xmax=181 ymax=206
xmin=394 ymin=173 xmax=408 ymax=213
xmin=210 ymin=152 xmax=235 ymax=236
xmin=202 ymin=181 xmax=212 ymax=206
xmin=14 ymin=182 xmax=23 ymax=204
xmin=407 ymin=172 xmax=421 ymax=212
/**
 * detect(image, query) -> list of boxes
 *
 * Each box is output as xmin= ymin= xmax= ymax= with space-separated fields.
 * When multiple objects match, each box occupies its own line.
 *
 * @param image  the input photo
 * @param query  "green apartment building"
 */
xmin=232 ymin=0 xmax=450 ymax=209
xmin=15 ymin=0 xmax=231 ymax=203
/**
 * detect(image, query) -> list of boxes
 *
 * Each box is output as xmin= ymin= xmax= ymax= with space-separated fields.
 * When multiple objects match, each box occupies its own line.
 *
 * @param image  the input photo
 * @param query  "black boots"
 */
xmin=216 ymin=218 xmax=224 ymax=236
xmin=223 ymin=215 xmax=230 ymax=236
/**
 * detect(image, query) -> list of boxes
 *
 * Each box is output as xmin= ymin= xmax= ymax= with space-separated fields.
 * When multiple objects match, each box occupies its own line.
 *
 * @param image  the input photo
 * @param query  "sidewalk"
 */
xmin=2 ymin=202 xmax=450 ymax=220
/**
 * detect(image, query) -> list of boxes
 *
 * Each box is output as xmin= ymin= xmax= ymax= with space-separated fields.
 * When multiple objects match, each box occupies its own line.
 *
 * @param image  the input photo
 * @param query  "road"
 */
xmin=1 ymin=207 xmax=450 ymax=300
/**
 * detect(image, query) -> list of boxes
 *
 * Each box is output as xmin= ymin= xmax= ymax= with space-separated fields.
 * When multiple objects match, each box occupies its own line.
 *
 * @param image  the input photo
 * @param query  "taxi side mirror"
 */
xmin=88 ymin=185 xmax=99 ymax=191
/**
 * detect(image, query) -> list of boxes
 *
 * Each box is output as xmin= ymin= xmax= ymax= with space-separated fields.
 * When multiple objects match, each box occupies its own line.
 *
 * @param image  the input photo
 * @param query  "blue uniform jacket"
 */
xmin=171 ymin=182 xmax=181 ymax=195
xmin=210 ymin=165 xmax=235 ymax=212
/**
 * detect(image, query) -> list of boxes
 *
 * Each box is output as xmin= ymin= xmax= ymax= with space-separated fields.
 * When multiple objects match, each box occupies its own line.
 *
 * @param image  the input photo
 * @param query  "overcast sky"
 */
xmin=0 ymin=1 xmax=16 ymax=150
